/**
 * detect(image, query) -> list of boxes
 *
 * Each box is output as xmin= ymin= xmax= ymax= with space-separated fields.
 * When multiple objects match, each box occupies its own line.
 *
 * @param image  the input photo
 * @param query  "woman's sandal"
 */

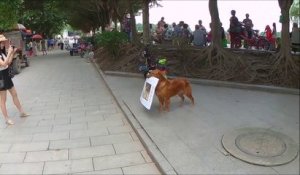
xmin=6 ymin=119 xmax=14 ymax=125
xmin=20 ymin=113 xmax=30 ymax=117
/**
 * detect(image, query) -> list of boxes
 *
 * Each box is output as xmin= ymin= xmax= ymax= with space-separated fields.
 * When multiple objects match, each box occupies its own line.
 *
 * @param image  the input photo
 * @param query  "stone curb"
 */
xmin=105 ymin=71 xmax=299 ymax=95
xmin=92 ymin=64 xmax=177 ymax=175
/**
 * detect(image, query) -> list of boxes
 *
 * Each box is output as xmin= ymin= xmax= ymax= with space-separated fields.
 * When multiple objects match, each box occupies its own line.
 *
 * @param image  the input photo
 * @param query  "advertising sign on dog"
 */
xmin=140 ymin=77 xmax=159 ymax=110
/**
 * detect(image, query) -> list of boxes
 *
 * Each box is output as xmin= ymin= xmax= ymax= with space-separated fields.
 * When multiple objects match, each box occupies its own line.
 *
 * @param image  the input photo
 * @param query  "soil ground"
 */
xmin=95 ymin=44 xmax=299 ymax=89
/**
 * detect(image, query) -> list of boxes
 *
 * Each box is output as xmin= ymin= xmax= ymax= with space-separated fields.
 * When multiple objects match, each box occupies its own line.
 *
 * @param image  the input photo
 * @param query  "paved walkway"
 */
xmin=0 ymin=50 xmax=161 ymax=174
xmin=103 ymin=72 xmax=299 ymax=174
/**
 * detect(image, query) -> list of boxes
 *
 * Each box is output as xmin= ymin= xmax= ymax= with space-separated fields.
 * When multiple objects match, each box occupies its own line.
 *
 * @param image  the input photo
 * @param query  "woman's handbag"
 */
xmin=0 ymin=53 xmax=14 ymax=79
xmin=0 ymin=73 xmax=4 ymax=89
xmin=0 ymin=79 xmax=4 ymax=88
xmin=8 ymin=65 xmax=14 ymax=78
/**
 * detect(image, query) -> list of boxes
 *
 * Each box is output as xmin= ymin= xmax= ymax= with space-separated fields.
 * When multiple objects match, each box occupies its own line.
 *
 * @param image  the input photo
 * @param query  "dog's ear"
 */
xmin=157 ymin=70 xmax=167 ymax=79
xmin=157 ymin=69 xmax=165 ymax=75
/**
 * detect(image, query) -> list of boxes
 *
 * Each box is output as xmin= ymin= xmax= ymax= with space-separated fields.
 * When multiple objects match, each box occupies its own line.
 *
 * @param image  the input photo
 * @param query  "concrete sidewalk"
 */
xmin=99 ymin=69 xmax=299 ymax=174
xmin=0 ymin=50 xmax=161 ymax=174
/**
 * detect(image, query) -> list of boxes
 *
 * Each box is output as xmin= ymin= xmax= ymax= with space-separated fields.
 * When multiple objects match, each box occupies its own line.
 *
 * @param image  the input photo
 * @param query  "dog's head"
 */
xmin=147 ymin=69 xmax=167 ymax=80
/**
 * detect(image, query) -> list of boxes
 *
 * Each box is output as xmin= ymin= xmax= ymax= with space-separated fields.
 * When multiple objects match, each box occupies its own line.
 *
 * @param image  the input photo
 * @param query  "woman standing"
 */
xmin=0 ymin=35 xmax=29 ymax=125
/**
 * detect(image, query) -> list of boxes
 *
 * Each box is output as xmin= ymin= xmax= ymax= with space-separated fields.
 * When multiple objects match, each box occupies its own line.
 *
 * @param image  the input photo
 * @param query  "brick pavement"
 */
xmin=0 ymin=50 xmax=161 ymax=174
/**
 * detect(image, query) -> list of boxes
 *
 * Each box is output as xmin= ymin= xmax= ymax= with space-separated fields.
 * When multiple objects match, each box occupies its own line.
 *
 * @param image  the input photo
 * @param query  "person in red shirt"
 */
xmin=265 ymin=25 xmax=275 ymax=48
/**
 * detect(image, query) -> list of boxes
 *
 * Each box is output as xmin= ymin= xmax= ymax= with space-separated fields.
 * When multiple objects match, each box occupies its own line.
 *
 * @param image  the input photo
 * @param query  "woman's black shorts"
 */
xmin=0 ymin=68 xmax=14 ymax=91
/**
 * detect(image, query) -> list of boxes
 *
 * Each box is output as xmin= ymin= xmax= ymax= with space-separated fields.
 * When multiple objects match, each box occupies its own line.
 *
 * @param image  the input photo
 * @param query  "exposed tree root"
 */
xmin=95 ymin=44 xmax=299 ymax=88
xmin=268 ymin=51 xmax=300 ymax=87
xmin=187 ymin=45 xmax=250 ymax=81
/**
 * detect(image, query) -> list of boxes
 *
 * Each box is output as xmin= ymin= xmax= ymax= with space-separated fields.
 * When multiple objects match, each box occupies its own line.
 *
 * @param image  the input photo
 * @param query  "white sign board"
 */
xmin=140 ymin=77 xmax=159 ymax=110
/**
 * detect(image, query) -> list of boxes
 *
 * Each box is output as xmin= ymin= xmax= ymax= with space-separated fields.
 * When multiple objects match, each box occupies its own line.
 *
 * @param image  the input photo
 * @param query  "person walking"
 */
xmin=28 ymin=41 xmax=33 ymax=56
xmin=58 ymin=37 xmax=64 ymax=50
xmin=32 ymin=40 xmax=38 ymax=56
xmin=41 ymin=39 xmax=47 ymax=55
xmin=85 ymin=42 xmax=94 ymax=63
xmin=0 ymin=35 xmax=29 ymax=125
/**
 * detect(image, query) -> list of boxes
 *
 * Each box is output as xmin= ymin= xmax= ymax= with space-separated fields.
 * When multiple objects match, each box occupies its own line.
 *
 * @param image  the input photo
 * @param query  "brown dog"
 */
xmin=148 ymin=69 xmax=195 ymax=112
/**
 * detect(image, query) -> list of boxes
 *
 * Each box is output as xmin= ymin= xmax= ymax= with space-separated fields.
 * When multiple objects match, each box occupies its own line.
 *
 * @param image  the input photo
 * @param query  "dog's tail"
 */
xmin=184 ymin=79 xmax=195 ymax=105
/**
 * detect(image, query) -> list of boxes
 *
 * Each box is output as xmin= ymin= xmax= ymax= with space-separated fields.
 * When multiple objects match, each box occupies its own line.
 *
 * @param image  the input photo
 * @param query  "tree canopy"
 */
xmin=20 ymin=0 xmax=67 ymax=37
xmin=0 ymin=0 xmax=22 ymax=31
xmin=290 ymin=0 xmax=300 ymax=23
xmin=0 ymin=0 xmax=158 ymax=37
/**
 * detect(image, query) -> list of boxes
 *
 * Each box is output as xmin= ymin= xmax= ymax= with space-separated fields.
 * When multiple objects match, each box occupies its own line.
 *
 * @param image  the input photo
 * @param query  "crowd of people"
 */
xmin=153 ymin=17 xmax=206 ymax=46
xmin=146 ymin=12 xmax=299 ymax=51
xmin=25 ymin=38 xmax=59 ymax=57
xmin=151 ymin=13 xmax=252 ymax=48
xmin=25 ymin=36 xmax=79 ymax=57
xmin=151 ymin=15 xmax=236 ymax=47
xmin=116 ymin=11 xmax=300 ymax=51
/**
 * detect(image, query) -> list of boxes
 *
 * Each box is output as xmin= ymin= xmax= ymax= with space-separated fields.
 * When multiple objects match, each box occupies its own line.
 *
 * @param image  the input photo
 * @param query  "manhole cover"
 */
xmin=222 ymin=128 xmax=299 ymax=166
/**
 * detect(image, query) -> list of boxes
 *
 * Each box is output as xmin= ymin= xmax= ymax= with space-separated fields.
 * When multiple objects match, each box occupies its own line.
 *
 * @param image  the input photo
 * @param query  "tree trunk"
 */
xmin=208 ymin=0 xmax=222 ymax=48
xmin=278 ymin=0 xmax=293 ymax=56
xmin=128 ymin=0 xmax=138 ymax=44
xmin=92 ymin=28 xmax=96 ymax=35
xmin=142 ymin=0 xmax=150 ymax=44
xmin=270 ymin=0 xmax=299 ymax=86
xmin=101 ymin=25 xmax=105 ymax=33
xmin=113 ymin=19 xmax=118 ymax=30
xmin=193 ymin=0 xmax=247 ymax=79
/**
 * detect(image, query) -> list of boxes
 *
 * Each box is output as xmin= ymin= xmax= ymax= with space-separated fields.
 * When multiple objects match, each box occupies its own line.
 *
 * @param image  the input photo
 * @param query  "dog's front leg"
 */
xmin=165 ymin=98 xmax=171 ymax=112
xmin=158 ymin=96 xmax=164 ymax=112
